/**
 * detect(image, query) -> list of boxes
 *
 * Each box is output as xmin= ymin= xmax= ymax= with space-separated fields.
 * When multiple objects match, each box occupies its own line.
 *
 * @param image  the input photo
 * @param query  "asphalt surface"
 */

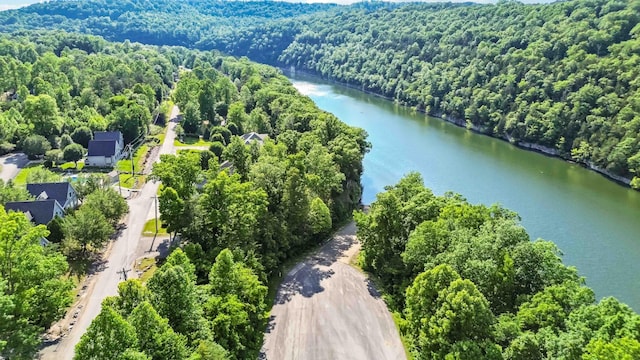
xmin=0 ymin=152 xmax=28 ymax=182
xmin=261 ymin=222 xmax=407 ymax=360
xmin=40 ymin=106 xmax=181 ymax=359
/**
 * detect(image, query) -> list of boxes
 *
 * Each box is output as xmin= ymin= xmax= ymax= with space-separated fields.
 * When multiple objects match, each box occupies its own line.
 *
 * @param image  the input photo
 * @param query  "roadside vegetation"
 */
xmin=73 ymin=47 xmax=368 ymax=359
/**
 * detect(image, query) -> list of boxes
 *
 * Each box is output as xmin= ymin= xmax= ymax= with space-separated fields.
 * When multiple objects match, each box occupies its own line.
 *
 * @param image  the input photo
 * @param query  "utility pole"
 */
xmin=117 ymin=267 xmax=130 ymax=281
xmin=154 ymin=195 xmax=158 ymax=233
xmin=130 ymin=145 xmax=134 ymax=175
xmin=117 ymin=169 xmax=122 ymax=196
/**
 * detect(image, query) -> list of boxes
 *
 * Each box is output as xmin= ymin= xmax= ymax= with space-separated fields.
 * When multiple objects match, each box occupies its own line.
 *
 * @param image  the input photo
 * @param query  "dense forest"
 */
xmin=0 ymin=30 xmax=175 ymax=156
xmin=0 ymin=31 xmax=178 ymax=359
xmin=75 ymin=44 xmax=369 ymax=359
xmin=3 ymin=0 xmax=640 ymax=358
xmin=2 ymin=0 xmax=640 ymax=188
xmin=356 ymin=173 xmax=640 ymax=359
xmin=0 ymin=29 xmax=369 ymax=359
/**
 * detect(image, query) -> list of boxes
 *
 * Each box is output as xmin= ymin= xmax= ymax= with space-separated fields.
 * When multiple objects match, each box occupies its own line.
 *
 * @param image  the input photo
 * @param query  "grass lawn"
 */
xmin=119 ymin=173 xmax=146 ymax=189
xmin=135 ymin=257 xmax=158 ymax=284
xmin=13 ymin=163 xmax=43 ymax=185
xmin=142 ymin=219 xmax=168 ymax=236
xmin=173 ymin=136 xmax=212 ymax=147
xmin=117 ymin=144 xmax=149 ymax=174
xmin=59 ymin=161 xmax=85 ymax=170
xmin=155 ymin=131 xmax=166 ymax=145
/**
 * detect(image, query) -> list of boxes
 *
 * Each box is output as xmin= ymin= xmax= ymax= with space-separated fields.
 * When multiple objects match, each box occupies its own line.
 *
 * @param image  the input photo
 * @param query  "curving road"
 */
xmin=261 ymin=222 xmax=406 ymax=360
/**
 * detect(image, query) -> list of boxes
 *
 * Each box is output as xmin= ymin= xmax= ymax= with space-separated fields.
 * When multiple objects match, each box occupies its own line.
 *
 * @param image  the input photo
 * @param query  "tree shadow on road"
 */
xmin=275 ymin=262 xmax=335 ymax=304
xmin=274 ymin=233 xmax=357 ymax=304
xmin=365 ymin=279 xmax=381 ymax=299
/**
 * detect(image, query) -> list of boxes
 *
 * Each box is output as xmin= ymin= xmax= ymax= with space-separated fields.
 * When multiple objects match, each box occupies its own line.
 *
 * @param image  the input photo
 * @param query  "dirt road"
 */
xmin=261 ymin=222 xmax=407 ymax=360
xmin=40 ymin=106 xmax=181 ymax=359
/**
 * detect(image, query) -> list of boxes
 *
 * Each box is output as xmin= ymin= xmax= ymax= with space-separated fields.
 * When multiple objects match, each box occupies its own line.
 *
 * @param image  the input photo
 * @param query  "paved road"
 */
xmin=261 ymin=223 xmax=407 ymax=360
xmin=0 ymin=152 xmax=28 ymax=182
xmin=40 ymin=106 xmax=181 ymax=359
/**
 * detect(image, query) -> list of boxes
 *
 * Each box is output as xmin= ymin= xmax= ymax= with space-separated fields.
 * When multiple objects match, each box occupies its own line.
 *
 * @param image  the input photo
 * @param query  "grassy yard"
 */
xmin=142 ymin=219 xmax=168 ymax=236
xmin=13 ymin=163 xmax=43 ymax=185
xmin=117 ymin=144 xmax=149 ymax=174
xmin=119 ymin=173 xmax=146 ymax=189
xmin=174 ymin=136 xmax=212 ymax=147
xmin=135 ymin=257 xmax=158 ymax=284
xmin=59 ymin=161 xmax=85 ymax=170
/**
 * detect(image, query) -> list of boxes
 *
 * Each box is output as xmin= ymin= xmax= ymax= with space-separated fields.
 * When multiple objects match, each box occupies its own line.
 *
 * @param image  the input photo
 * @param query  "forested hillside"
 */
xmin=0 ymin=32 xmax=175 ymax=359
xmin=3 ymin=0 xmax=640 ymax=188
xmin=0 ymin=31 xmax=174 ymax=154
xmin=0 ymin=30 xmax=369 ymax=358
xmin=356 ymin=173 xmax=640 ymax=359
xmin=75 ymin=44 xmax=369 ymax=359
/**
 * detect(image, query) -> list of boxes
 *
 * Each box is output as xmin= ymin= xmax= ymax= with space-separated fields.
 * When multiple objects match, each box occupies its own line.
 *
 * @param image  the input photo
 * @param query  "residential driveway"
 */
xmin=0 ymin=152 xmax=28 ymax=182
xmin=261 ymin=222 xmax=407 ymax=360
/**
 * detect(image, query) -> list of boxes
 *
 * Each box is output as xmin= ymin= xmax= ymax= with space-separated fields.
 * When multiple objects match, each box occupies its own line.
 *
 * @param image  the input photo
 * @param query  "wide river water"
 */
xmin=288 ymin=72 xmax=640 ymax=310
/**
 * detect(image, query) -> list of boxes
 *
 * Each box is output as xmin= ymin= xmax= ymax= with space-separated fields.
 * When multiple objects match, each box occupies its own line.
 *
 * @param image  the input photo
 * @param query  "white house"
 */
xmin=5 ymin=199 xmax=65 ymax=226
xmin=85 ymin=131 xmax=124 ymax=167
xmin=26 ymin=182 xmax=79 ymax=210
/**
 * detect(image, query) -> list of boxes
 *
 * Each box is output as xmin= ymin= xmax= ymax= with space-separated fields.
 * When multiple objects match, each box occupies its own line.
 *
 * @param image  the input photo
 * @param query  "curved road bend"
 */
xmin=261 ymin=222 xmax=406 ymax=360
xmin=40 ymin=106 xmax=181 ymax=360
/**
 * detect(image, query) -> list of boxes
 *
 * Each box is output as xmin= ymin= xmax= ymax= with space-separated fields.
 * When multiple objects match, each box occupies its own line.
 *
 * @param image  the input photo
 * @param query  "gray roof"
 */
xmin=5 ymin=200 xmax=63 ymax=225
xmin=27 ymin=182 xmax=75 ymax=206
xmin=240 ymin=132 xmax=268 ymax=145
xmin=94 ymin=131 xmax=122 ymax=143
xmin=87 ymin=140 xmax=117 ymax=157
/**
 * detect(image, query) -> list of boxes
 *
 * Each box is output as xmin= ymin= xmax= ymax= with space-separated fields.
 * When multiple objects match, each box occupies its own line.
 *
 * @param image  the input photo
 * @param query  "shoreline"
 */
xmin=284 ymin=67 xmax=634 ymax=189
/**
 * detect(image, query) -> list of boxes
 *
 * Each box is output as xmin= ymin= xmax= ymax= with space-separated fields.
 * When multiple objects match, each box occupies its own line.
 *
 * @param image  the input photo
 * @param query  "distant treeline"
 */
xmin=3 ymin=0 xmax=640 ymax=188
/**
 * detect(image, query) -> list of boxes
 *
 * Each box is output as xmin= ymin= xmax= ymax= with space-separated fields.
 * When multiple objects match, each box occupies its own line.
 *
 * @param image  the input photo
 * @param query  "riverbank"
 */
xmin=284 ymin=68 xmax=634 ymax=190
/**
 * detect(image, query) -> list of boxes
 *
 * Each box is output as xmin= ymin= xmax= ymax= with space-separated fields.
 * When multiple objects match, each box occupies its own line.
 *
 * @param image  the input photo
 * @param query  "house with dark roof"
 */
xmin=27 ymin=182 xmax=79 ymax=210
xmin=240 ymin=132 xmax=269 ymax=145
xmin=85 ymin=131 xmax=124 ymax=167
xmin=5 ymin=199 xmax=65 ymax=226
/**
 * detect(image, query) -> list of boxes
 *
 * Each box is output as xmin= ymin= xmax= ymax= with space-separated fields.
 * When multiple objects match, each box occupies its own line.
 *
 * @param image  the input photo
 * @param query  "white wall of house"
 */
xmin=86 ymin=155 xmax=116 ymax=167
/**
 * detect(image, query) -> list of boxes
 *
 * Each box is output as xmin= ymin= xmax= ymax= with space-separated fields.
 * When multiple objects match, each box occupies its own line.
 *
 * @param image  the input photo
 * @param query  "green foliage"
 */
xmin=62 ymin=143 xmax=84 ymax=164
xmin=108 ymin=98 xmax=152 ymax=144
xmin=361 ymin=175 xmax=640 ymax=359
xmin=8 ymin=0 xmax=640 ymax=182
xmin=151 ymin=152 xmax=202 ymax=200
xmin=25 ymin=166 xmax=61 ymax=183
xmin=147 ymin=258 xmax=210 ymax=345
xmin=308 ymin=197 xmax=332 ymax=236
xmin=23 ymin=94 xmax=62 ymax=138
xmin=69 ymin=39 xmax=367 ymax=360
xmin=22 ymin=134 xmax=51 ymax=159
xmin=128 ymin=301 xmax=189 ymax=360
xmin=0 ymin=206 xmax=73 ymax=359
xmin=209 ymin=142 xmax=225 ymax=158
xmin=74 ymin=306 xmax=138 ymax=360
xmin=222 ymin=137 xmax=250 ymax=180
xmin=0 ymin=179 xmax=32 ymax=206
xmin=189 ymin=341 xmax=230 ymax=360
xmin=71 ymin=126 xmax=93 ymax=148
xmin=205 ymin=249 xmax=268 ymax=360
xmin=63 ymin=204 xmax=114 ymax=253
xmin=158 ymin=187 xmax=188 ymax=236
xmin=82 ymin=188 xmax=129 ymax=226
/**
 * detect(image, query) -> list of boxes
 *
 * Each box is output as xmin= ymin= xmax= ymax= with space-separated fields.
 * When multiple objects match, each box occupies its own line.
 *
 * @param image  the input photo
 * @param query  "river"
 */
xmin=288 ymin=72 xmax=640 ymax=311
